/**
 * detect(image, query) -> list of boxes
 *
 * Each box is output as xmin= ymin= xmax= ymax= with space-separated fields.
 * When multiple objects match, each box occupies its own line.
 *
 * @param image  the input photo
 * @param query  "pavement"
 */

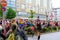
xmin=28 ymin=32 xmax=60 ymax=40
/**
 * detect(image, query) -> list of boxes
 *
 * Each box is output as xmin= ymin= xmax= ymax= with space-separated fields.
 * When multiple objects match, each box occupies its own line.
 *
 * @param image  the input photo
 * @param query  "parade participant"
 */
xmin=6 ymin=24 xmax=21 ymax=40
xmin=0 ymin=25 xmax=6 ymax=40
xmin=5 ymin=21 xmax=10 ymax=33
xmin=11 ymin=19 xmax=18 ymax=26
xmin=17 ymin=24 xmax=28 ymax=40
xmin=36 ymin=16 xmax=42 ymax=40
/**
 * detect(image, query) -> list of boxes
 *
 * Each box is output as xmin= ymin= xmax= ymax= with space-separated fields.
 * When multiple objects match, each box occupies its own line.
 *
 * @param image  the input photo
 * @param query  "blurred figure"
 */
xmin=25 ymin=20 xmax=30 ymax=27
xmin=42 ymin=21 xmax=46 ymax=28
xmin=30 ymin=20 xmax=34 ymax=27
xmin=0 ymin=20 xmax=2 ymax=25
xmin=55 ymin=22 xmax=58 ymax=26
xmin=12 ymin=19 xmax=18 ymax=26
xmin=4 ymin=21 xmax=11 ymax=35
xmin=47 ymin=22 xmax=51 ymax=27
xmin=6 ymin=24 xmax=21 ymax=40
xmin=17 ymin=24 xmax=28 ymax=40
xmin=0 ymin=25 xmax=6 ymax=40
xmin=36 ymin=16 xmax=42 ymax=40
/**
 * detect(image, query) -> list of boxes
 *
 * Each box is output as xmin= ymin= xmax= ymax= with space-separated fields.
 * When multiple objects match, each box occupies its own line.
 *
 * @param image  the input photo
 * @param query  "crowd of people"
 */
xmin=0 ymin=18 xmax=59 ymax=40
xmin=0 ymin=19 xmax=28 ymax=40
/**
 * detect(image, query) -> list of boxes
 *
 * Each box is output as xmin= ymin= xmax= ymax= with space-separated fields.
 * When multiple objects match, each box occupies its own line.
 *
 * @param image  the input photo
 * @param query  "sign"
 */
xmin=2 ymin=7 xmax=6 ymax=11
xmin=1 ymin=0 xmax=7 ymax=11
xmin=1 ymin=0 xmax=7 ymax=7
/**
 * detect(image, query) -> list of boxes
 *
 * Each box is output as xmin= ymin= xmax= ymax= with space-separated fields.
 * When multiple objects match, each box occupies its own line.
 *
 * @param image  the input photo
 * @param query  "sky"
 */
xmin=52 ymin=0 xmax=60 ymax=8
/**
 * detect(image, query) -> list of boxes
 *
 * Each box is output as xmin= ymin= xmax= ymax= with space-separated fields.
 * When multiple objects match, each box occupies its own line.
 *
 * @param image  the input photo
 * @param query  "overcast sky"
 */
xmin=52 ymin=0 xmax=60 ymax=8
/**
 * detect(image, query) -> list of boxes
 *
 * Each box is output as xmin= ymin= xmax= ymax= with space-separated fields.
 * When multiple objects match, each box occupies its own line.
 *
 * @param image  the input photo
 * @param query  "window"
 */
xmin=43 ymin=0 xmax=47 ymax=7
xmin=10 ymin=0 xmax=15 ymax=1
xmin=25 ymin=0 xmax=29 ymax=3
xmin=32 ymin=7 xmax=35 ymax=11
xmin=29 ymin=0 xmax=32 ymax=3
xmin=40 ymin=9 xmax=43 ymax=12
xmin=10 ymin=1 xmax=15 ymax=5
xmin=28 ymin=6 xmax=31 ymax=10
xmin=21 ymin=4 xmax=25 ymax=9
xmin=7 ymin=2 xmax=10 ymax=4
xmin=35 ymin=6 xmax=38 ymax=13
xmin=7 ymin=5 xmax=11 ymax=7
xmin=7 ymin=0 xmax=9 ymax=1
xmin=18 ymin=12 xmax=28 ymax=17
xmin=54 ymin=11 xmax=57 ymax=13
xmin=25 ymin=0 xmax=32 ymax=3
xmin=36 ymin=0 xmax=40 ymax=5
xmin=11 ymin=4 xmax=15 ymax=7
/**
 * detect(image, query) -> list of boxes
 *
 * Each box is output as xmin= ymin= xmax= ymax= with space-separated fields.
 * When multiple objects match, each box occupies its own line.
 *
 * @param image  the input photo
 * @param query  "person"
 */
xmin=5 ymin=22 xmax=10 ymax=33
xmin=3 ymin=21 xmax=11 ymax=37
xmin=30 ymin=20 xmax=34 ymax=27
xmin=55 ymin=22 xmax=58 ymax=26
xmin=0 ymin=20 xmax=2 ymax=25
xmin=25 ymin=20 xmax=30 ymax=27
xmin=0 ymin=25 xmax=6 ymax=40
xmin=6 ymin=24 xmax=21 ymax=40
xmin=47 ymin=22 xmax=51 ymax=27
xmin=11 ymin=19 xmax=18 ymax=26
xmin=42 ymin=21 xmax=46 ymax=28
xmin=36 ymin=16 xmax=42 ymax=40
xmin=17 ymin=24 xmax=28 ymax=40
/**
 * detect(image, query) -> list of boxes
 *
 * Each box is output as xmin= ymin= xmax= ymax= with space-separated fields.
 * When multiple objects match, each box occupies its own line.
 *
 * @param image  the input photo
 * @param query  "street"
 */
xmin=28 ymin=32 xmax=60 ymax=40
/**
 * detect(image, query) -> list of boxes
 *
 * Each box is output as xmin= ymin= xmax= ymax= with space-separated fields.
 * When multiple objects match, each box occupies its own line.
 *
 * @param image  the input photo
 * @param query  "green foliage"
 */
xmin=0 ymin=4 xmax=3 ymax=17
xmin=6 ymin=8 xmax=16 ymax=19
xmin=58 ymin=27 xmax=60 ymax=30
xmin=24 ymin=27 xmax=31 ymax=31
xmin=29 ymin=10 xmax=35 ymax=18
xmin=24 ymin=27 xmax=34 ymax=35
xmin=52 ymin=27 xmax=57 ymax=31
xmin=25 ymin=26 xmax=60 ymax=35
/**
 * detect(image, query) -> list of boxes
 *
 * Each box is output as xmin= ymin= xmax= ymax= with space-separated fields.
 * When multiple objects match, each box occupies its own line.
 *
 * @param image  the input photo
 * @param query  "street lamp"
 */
xmin=1 ymin=0 xmax=7 ymax=27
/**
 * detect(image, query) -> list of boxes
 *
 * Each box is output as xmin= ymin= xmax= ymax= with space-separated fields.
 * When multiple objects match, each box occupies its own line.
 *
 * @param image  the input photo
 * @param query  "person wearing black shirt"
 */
xmin=55 ymin=22 xmax=58 ymax=26
xmin=36 ymin=16 xmax=42 ymax=40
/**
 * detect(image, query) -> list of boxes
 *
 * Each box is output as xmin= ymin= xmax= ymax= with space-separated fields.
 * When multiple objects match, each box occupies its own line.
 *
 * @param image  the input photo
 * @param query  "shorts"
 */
xmin=36 ymin=27 xmax=41 ymax=32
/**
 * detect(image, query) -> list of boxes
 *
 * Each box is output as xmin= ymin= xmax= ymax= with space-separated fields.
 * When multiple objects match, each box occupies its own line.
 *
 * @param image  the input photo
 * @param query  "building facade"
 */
xmin=7 ymin=0 xmax=16 ymax=10
xmin=52 ymin=8 xmax=60 ymax=21
xmin=6 ymin=0 xmax=52 ymax=20
xmin=16 ymin=0 xmax=52 ymax=20
xmin=16 ymin=0 xmax=51 ymax=15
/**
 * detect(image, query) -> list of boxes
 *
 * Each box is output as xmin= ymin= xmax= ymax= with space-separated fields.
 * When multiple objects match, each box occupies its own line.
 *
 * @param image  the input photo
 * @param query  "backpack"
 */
xmin=7 ymin=33 xmax=15 ymax=40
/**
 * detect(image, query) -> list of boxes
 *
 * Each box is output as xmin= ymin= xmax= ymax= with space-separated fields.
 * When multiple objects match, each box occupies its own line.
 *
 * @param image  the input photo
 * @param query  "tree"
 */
xmin=0 ymin=4 xmax=3 ymax=17
xmin=6 ymin=8 xmax=16 ymax=19
xmin=29 ymin=10 xmax=35 ymax=18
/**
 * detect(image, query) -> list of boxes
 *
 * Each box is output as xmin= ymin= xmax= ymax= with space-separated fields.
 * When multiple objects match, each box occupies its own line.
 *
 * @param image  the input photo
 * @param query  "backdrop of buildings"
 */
xmin=1 ymin=0 xmax=52 ymax=20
